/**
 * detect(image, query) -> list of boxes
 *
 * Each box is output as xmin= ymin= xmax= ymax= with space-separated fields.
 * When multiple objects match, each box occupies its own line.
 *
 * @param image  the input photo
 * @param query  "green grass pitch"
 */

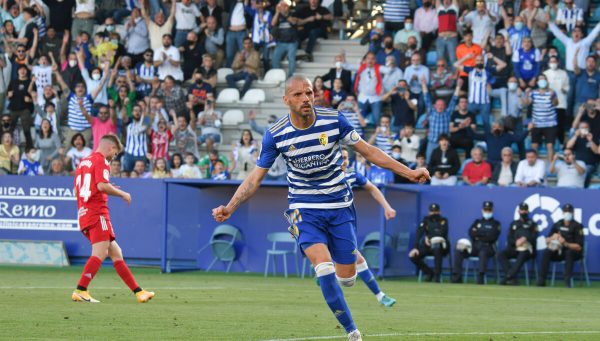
xmin=1 ymin=266 xmax=599 ymax=340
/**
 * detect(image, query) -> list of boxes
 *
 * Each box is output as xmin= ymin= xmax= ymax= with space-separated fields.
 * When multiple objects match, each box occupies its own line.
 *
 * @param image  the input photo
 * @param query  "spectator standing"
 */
xmin=125 ymin=8 xmax=150 ymax=66
xmin=197 ymin=97 xmax=222 ymax=152
xmin=142 ymin=0 xmax=176 ymax=52
xmin=382 ymin=56 xmax=403 ymax=94
xmin=225 ymin=0 xmax=248 ymax=67
xmin=174 ymin=0 xmax=201 ymax=47
xmin=45 ymin=0 xmax=75 ymax=36
xmin=338 ymin=96 xmax=366 ymax=137
xmin=180 ymin=31 xmax=206 ymax=82
xmin=226 ymin=38 xmax=260 ymax=97
xmin=454 ymin=29 xmax=482 ymax=82
xmin=414 ymin=0 xmax=438 ymax=52
xmin=271 ymin=0 xmax=299 ymax=77
xmin=149 ymin=119 xmax=173 ymax=161
xmin=7 ymin=64 xmax=34 ymax=149
xmin=436 ymin=0 xmax=459 ymax=66
xmin=555 ymin=0 xmax=583 ymax=34
xmin=470 ymin=120 xmax=531 ymax=165
xmin=34 ymin=119 xmax=61 ymax=172
xmin=512 ymin=37 xmax=541 ymax=89
xmin=544 ymin=56 xmax=570 ymax=143
xmin=201 ymin=0 xmax=223 ymax=28
xmin=449 ymin=96 xmax=476 ymax=156
xmin=121 ymin=104 xmax=150 ymax=172
xmin=519 ymin=0 xmax=548 ymax=49
xmin=500 ymin=10 xmax=530 ymax=54
xmin=202 ymin=16 xmax=225 ymax=69
xmin=422 ymin=77 xmax=461 ymax=162
xmin=294 ymin=0 xmax=332 ymax=62
xmin=522 ymin=75 xmax=559 ymax=162
xmin=154 ymin=76 xmax=187 ymax=118
xmin=170 ymin=110 xmax=199 ymax=159
xmin=404 ymin=53 xmax=430 ymax=115
xmin=384 ymin=0 xmax=411 ymax=32
xmin=460 ymin=0 xmax=497 ymax=46
xmin=248 ymin=1 xmax=273 ymax=70
xmin=376 ymin=35 xmax=403 ymax=67
xmin=71 ymin=0 xmax=95 ymax=41
xmin=328 ymin=78 xmax=348 ymax=109
xmin=398 ymin=124 xmax=420 ymax=165
xmin=153 ymin=34 xmax=183 ymax=82
xmin=134 ymin=49 xmax=158 ymax=98
xmin=81 ymin=104 xmax=117 ymax=151
xmin=515 ymin=149 xmax=546 ymax=187
xmin=488 ymin=33 xmax=512 ymax=117
xmin=574 ymin=56 xmax=600 ymax=113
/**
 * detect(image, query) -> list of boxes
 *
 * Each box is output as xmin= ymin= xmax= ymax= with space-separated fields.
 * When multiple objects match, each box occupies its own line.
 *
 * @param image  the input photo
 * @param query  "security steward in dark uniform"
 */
xmin=409 ymin=203 xmax=449 ymax=282
xmin=498 ymin=203 xmax=539 ymax=285
xmin=537 ymin=204 xmax=584 ymax=288
xmin=451 ymin=201 xmax=501 ymax=284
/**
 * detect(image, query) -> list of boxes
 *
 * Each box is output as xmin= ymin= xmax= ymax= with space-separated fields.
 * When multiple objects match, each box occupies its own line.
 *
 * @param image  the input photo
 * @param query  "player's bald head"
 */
xmin=285 ymin=75 xmax=312 ymax=95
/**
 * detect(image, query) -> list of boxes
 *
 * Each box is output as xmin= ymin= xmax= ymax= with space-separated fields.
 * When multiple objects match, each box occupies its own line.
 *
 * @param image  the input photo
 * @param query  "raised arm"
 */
xmin=548 ymin=22 xmax=568 ymax=44
xmin=28 ymin=27 xmax=39 ymax=60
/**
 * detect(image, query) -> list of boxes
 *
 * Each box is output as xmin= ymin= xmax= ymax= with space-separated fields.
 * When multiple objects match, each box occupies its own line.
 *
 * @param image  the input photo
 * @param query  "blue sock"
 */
xmin=318 ymin=272 xmax=357 ymax=333
xmin=358 ymin=267 xmax=381 ymax=296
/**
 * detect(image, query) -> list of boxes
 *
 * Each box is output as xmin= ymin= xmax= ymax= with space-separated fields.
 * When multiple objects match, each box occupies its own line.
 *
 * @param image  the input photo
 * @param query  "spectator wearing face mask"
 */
xmin=413 ymin=0 xmax=438 ymax=52
xmin=382 ymin=80 xmax=416 ymax=132
xmin=499 ymin=11 xmax=531 ymax=54
xmin=381 ymin=56 xmax=403 ymax=94
xmin=521 ymin=74 xmax=559 ymax=163
xmin=544 ymin=56 xmax=569 ymax=144
xmin=393 ymin=17 xmax=421 ymax=51
xmin=383 ymin=0 xmax=411 ymax=32
xmin=572 ymin=100 xmax=600 ymax=138
xmin=321 ymin=55 xmax=353 ymax=94
xmin=361 ymin=15 xmax=386 ymax=53
xmin=536 ymin=203 xmax=584 ymax=288
xmin=470 ymin=120 xmax=533 ymax=166
xmin=488 ymin=33 xmax=512 ymax=117
xmin=376 ymin=35 xmax=402 ymax=68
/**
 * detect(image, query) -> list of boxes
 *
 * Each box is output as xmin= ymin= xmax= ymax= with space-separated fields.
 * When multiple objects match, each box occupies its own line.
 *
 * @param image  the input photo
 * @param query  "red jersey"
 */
xmin=151 ymin=129 xmax=173 ymax=160
xmin=74 ymin=152 xmax=111 ymax=229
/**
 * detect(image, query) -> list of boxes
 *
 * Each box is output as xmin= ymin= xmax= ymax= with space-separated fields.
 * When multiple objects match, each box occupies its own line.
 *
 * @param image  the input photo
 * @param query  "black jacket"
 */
xmin=469 ymin=218 xmax=501 ymax=247
xmin=507 ymin=218 xmax=538 ymax=253
xmin=491 ymin=161 xmax=518 ymax=185
xmin=428 ymin=147 xmax=460 ymax=176
xmin=321 ymin=68 xmax=353 ymax=94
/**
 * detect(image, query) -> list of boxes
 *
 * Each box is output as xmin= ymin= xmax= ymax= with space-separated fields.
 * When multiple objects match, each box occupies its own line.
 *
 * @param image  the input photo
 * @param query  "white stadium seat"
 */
xmin=258 ymin=69 xmax=286 ymax=86
xmin=239 ymin=89 xmax=266 ymax=104
xmin=217 ymin=68 xmax=234 ymax=83
xmin=216 ymin=88 xmax=240 ymax=104
xmin=222 ymin=110 xmax=245 ymax=125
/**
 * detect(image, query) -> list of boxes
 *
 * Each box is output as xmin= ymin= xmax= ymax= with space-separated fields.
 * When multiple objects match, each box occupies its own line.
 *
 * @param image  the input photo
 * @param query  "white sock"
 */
xmin=376 ymin=292 xmax=385 ymax=302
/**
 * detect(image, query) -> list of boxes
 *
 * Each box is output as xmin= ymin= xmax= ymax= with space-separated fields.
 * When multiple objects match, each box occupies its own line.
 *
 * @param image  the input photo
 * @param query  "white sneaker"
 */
xmin=348 ymin=329 xmax=362 ymax=341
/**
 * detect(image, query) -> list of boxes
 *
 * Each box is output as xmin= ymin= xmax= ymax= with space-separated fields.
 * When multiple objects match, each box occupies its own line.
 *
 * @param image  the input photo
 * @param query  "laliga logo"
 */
xmin=513 ymin=193 xmax=600 ymax=238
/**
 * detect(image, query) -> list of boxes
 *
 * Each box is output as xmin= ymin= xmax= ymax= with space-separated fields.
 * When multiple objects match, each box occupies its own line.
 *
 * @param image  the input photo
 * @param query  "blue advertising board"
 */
xmin=0 ymin=176 xmax=598 ymax=278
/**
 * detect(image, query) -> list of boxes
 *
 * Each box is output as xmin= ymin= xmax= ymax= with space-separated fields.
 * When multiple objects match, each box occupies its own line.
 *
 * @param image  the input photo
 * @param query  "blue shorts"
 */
xmin=286 ymin=206 xmax=358 ymax=265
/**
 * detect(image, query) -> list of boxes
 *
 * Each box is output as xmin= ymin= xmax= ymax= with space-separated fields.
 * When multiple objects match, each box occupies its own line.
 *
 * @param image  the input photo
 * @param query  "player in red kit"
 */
xmin=72 ymin=134 xmax=155 ymax=303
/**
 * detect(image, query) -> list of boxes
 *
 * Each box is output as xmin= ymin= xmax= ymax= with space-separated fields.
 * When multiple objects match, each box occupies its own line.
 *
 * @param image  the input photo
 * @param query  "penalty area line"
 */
xmin=261 ymin=330 xmax=600 ymax=341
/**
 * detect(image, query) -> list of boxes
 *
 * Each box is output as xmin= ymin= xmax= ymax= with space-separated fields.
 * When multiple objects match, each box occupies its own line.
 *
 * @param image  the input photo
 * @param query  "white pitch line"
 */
xmin=0 ymin=286 xmax=226 ymax=290
xmin=261 ymin=330 xmax=600 ymax=341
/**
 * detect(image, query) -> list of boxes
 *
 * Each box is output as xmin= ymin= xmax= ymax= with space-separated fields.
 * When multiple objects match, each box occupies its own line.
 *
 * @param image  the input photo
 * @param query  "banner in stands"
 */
xmin=0 ymin=177 xmax=598 ymax=277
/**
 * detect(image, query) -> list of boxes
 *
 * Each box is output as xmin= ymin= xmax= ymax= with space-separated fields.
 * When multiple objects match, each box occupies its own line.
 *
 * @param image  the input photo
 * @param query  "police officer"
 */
xmin=498 ymin=203 xmax=539 ymax=285
xmin=537 ymin=204 xmax=584 ymax=287
xmin=451 ymin=201 xmax=501 ymax=284
xmin=409 ymin=203 xmax=449 ymax=282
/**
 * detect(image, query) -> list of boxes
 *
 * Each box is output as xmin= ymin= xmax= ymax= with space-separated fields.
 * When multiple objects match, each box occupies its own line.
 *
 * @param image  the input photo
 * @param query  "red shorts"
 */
xmin=82 ymin=216 xmax=116 ymax=244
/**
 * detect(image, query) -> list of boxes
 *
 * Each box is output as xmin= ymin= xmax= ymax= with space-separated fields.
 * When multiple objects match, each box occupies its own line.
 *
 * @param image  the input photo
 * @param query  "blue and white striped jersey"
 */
xmin=67 ymin=93 xmax=92 ymax=131
xmin=467 ymin=68 xmax=493 ymax=104
xmin=124 ymin=118 xmax=149 ymax=157
xmin=529 ymin=90 xmax=557 ymax=128
xmin=135 ymin=62 xmax=157 ymax=94
xmin=345 ymin=170 xmax=368 ymax=188
xmin=257 ymin=107 xmax=362 ymax=209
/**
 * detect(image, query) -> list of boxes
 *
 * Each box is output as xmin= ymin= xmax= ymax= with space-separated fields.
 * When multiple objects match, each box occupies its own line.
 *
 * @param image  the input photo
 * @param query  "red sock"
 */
xmin=113 ymin=260 xmax=139 ymax=291
xmin=77 ymin=256 xmax=103 ymax=289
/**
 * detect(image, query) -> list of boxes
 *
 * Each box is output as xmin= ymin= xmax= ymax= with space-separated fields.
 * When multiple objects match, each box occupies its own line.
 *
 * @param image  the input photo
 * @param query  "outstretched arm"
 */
xmin=212 ymin=167 xmax=269 ymax=222
xmin=352 ymin=140 xmax=430 ymax=183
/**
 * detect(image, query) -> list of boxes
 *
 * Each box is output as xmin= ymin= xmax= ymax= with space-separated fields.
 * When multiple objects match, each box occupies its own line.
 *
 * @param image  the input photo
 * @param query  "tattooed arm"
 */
xmin=212 ymin=167 xmax=269 ymax=222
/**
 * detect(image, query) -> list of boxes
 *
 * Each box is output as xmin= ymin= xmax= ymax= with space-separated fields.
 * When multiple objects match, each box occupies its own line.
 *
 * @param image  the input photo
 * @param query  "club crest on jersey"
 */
xmin=319 ymin=133 xmax=328 ymax=146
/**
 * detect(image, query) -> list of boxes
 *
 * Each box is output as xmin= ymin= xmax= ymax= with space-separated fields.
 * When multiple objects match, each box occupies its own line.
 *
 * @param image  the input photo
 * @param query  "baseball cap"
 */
xmin=483 ymin=201 xmax=493 ymax=210
xmin=519 ymin=203 xmax=529 ymax=211
xmin=429 ymin=203 xmax=440 ymax=212
xmin=562 ymin=203 xmax=574 ymax=212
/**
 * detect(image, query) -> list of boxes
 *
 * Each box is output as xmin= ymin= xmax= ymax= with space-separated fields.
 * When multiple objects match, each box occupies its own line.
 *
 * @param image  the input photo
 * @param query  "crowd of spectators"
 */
xmin=1 ymin=0 xmax=600 ymax=189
